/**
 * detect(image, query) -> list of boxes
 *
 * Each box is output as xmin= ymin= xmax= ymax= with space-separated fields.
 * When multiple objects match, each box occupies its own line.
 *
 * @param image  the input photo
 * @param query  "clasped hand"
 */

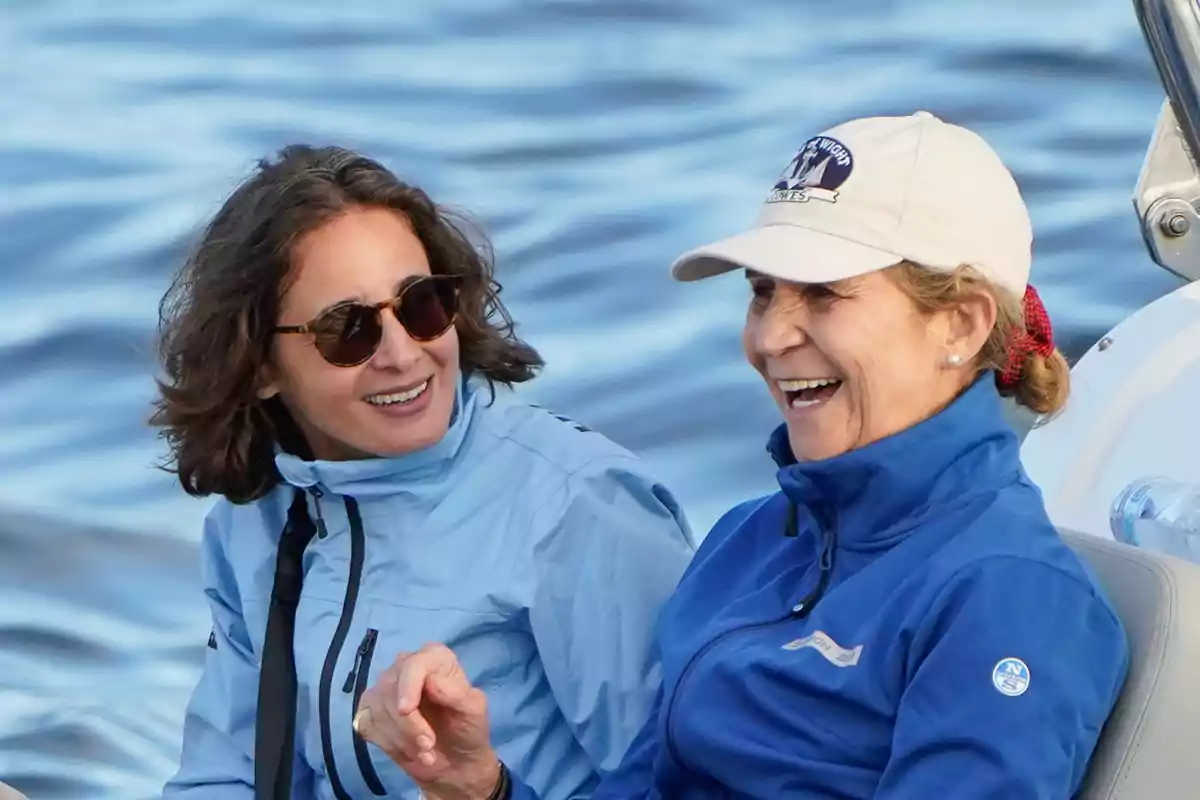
xmin=354 ymin=643 xmax=502 ymax=800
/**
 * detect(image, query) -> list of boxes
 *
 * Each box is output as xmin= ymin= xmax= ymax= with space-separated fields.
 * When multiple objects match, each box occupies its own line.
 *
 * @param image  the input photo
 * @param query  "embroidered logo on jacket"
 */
xmin=992 ymin=657 xmax=1030 ymax=696
xmin=782 ymin=630 xmax=863 ymax=667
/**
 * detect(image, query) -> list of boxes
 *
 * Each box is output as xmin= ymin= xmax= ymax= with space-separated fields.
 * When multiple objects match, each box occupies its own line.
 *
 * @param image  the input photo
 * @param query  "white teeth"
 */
xmin=778 ymin=377 xmax=842 ymax=409
xmin=365 ymin=380 xmax=429 ymax=406
xmin=777 ymin=377 xmax=840 ymax=392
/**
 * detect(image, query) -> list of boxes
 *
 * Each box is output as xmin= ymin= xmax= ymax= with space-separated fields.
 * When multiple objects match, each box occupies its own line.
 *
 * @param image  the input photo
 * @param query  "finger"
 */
xmin=359 ymin=700 xmax=431 ymax=764
xmin=405 ymin=644 xmax=472 ymax=710
xmin=378 ymin=707 xmax=437 ymax=765
xmin=353 ymin=705 xmax=378 ymax=742
xmin=394 ymin=655 xmax=434 ymax=715
xmin=353 ymin=689 xmax=389 ymax=745
xmin=354 ymin=683 xmax=380 ymax=737
xmin=392 ymin=679 xmax=438 ymax=743
xmin=356 ymin=674 xmax=411 ymax=759
xmin=425 ymin=672 xmax=478 ymax=714
xmin=369 ymin=663 xmax=437 ymax=760
xmin=395 ymin=645 xmax=462 ymax=711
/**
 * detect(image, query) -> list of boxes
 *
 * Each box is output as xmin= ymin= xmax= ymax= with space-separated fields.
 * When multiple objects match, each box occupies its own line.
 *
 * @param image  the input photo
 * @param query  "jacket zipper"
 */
xmin=664 ymin=513 xmax=838 ymax=777
xmin=342 ymin=628 xmax=378 ymax=693
xmin=664 ymin=612 xmax=797 ymax=773
xmin=343 ymin=628 xmax=386 ymax=795
xmin=317 ymin=495 xmax=369 ymax=800
xmin=309 ymin=486 xmax=329 ymax=538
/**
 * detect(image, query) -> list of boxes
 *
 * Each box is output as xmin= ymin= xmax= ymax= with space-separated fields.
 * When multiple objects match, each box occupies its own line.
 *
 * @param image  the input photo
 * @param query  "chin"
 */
xmin=787 ymin=431 xmax=853 ymax=463
xmin=394 ymin=412 xmax=456 ymax=453
xmin=359 ymin=383 xmax=455 ymax=456
xmin=374 ymin=432 xmax=443 ymax=457
xmin=360 ymin=413 xmax=445 ymax=454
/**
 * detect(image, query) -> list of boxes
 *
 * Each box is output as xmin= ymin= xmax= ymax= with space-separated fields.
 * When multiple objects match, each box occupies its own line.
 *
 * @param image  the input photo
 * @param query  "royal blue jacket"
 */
xmin=516 ymin=376 xmax=1129 ymax=799
xmin=162 ymin=377 xmax=696 ymax=799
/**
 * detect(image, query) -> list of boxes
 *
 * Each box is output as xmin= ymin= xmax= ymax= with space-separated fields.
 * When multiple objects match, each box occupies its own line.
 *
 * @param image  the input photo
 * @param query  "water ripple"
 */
xmin=0 ymin=0 xmax=1179 ymax=795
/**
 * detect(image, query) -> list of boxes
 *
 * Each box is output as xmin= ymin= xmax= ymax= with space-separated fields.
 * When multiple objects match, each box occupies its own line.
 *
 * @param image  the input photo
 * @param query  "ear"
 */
xmin=256 ymin=362 xmax=281 ymax=400
xmin=944 ymin=289 xmax=997 ymax=362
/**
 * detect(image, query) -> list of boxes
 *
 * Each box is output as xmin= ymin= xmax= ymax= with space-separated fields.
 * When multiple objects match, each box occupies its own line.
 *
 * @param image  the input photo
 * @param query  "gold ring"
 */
xmin=352 ymin=706 xmax=370 ymax=735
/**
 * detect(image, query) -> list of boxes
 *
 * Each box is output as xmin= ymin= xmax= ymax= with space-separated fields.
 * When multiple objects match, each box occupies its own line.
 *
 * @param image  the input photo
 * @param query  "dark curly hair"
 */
xmin=150 ymin=144 xmax=543 ymax=504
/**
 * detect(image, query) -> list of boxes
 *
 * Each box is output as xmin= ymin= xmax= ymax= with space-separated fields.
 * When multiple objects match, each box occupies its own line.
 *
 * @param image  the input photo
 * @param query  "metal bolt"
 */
xmin=1161 ymin=213 xmax=1190 ymax=236
xmin=1098 ymin=337 xmax=1113 ymax=352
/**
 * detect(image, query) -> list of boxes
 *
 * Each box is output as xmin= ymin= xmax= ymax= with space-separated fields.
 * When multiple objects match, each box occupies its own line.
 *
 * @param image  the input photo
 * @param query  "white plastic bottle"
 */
xmin=1110 ymin=476 xmax=1200 ymax=562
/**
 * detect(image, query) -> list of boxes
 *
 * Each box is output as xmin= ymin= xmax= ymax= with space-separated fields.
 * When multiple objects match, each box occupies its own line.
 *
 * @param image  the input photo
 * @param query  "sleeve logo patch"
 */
xmin=992 ymin=657 xmax=1030 ymax=697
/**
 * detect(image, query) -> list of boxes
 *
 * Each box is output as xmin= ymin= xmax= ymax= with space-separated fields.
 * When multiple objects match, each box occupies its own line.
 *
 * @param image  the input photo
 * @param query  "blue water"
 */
xmin=0 ymin=0 xmax=1187 ymax=796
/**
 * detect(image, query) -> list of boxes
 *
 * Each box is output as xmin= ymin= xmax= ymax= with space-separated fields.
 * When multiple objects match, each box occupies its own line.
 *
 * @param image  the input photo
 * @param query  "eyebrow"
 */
xmin=744 ymin=269 xmax=855 ymax=290
xmin=311 ymin=277 xmax=413 ymax=318
xmin=309 ymin=295 xmax=361 ymax=321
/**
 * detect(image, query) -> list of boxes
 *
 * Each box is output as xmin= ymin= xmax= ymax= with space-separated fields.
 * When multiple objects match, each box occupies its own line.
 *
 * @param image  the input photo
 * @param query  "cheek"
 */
xmin=427 ymin=327 xmax=461 ymax=374
xmin=807 ymin=313 xmax=866 ymax=373
xmin=274 ymin=342 xmax=362 ymax=412
xmin=883 ymin=319 xmax=940 ymax=380
xmin=741 ymin=317 xmax=764 ymax=372
xmin=843 ymin=316 xmax=937 ymax=408
xmin=812 ymin=313 xmax=903 ymax=401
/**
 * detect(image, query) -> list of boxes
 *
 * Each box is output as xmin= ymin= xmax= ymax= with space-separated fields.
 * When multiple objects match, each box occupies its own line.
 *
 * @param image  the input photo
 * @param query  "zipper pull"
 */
xmin=342 ymin=628 xmax=378 ymax=693
xmin=792 ymin=527 xmax=838 ymax=618
xmin=309 ymin=487 xmax=329 ymax=539
xmin=819 ymin=530 xmax=835 ymax=570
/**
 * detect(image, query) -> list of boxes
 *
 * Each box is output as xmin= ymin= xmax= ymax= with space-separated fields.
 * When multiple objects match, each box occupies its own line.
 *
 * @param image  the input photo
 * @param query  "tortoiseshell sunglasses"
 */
xmin=275 ymin=274 xmax=461 ymax=367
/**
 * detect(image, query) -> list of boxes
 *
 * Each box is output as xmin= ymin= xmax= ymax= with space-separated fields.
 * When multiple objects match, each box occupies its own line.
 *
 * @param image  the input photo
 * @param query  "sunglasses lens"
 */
xmin=397 ymin=277 xmax=457 ymax=340
xmin=315 ymin=304 xmax=383 ymax=366
xmin=303 ymin=277 xmax=456 ymax=366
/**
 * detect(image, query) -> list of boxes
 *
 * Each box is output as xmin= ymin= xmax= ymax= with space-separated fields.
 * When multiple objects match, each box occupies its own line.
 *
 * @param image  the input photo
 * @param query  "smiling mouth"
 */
xmin=777 ymin=377 xmax=843 ymax=408
xmin=363 ymin=379 xmax=430 ymax=407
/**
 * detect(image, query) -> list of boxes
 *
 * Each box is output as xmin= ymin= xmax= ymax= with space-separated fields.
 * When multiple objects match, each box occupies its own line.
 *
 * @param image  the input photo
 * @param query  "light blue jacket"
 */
xmin=163 ymin=377 xmax=696 ymax=799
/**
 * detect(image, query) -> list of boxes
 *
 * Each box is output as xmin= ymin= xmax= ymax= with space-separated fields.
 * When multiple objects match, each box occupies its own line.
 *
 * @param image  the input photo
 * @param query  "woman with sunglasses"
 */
xmin=154 ymin=144 xmax=695 ymax=799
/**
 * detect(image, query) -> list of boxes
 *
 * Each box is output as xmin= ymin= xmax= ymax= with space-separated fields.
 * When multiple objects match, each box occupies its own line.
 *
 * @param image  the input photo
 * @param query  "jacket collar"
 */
xmin=768 ymin=374 xmax=1023 ymax=550
xmin=274 ymin=375 xmax=481 ymax=497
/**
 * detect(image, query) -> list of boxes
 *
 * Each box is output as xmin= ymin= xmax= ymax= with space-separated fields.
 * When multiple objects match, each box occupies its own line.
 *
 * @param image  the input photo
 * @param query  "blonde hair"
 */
xmin=887 ymin=261 xmax=1070 ymax=419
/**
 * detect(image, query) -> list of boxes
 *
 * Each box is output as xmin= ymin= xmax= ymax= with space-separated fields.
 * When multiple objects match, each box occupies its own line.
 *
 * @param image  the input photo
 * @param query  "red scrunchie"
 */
xmin=997 ymin=284 xmax=1054 ymax=390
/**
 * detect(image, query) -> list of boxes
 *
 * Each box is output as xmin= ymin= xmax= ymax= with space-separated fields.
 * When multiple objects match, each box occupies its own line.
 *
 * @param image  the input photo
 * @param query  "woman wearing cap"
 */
xmin=368 ymin=111 xmax=1129 ymax=800
xmin=154 ymin=144 xmax=696 ymax=799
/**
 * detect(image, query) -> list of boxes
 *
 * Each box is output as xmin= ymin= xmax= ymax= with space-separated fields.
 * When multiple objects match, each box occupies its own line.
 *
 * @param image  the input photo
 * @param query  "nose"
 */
xmin=369 ymin=308 xmax=422 ymax=371
xmin=752 ymin=296 xmax=808 ymax=358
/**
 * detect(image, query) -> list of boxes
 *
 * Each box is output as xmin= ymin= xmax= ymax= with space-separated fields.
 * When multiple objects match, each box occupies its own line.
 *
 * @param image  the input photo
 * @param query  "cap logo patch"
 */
xmin=767 ymin=135 xmax=853 ymax=205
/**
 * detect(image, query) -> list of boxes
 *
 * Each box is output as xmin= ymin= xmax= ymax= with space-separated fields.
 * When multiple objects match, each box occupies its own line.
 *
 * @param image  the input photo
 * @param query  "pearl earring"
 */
xmin=946 ymin=353 xmax=962 ymax=366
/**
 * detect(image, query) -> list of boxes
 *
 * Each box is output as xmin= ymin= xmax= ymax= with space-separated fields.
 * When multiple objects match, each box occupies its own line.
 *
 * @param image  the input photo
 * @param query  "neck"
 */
xmin=768 ymin=374 xmax=1022 ymax=549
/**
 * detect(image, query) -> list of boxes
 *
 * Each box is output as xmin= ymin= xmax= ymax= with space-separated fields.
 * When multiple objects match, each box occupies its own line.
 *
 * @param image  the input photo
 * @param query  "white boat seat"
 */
xmin=1061 ymin=527 xmax=1200 ymax=798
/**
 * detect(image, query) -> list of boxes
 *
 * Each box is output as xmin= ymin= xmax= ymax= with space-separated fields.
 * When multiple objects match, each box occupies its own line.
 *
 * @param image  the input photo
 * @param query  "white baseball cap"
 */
xmin=669 ymin=111 xmax=1033 ymax=295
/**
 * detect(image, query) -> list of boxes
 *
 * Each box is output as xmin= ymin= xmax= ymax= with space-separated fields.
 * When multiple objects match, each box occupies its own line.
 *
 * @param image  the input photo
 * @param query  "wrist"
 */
xmin=422 ymin=755 xmax=505 ymax=800
xmin=484 ymin=760 xmax=510 ymax=800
